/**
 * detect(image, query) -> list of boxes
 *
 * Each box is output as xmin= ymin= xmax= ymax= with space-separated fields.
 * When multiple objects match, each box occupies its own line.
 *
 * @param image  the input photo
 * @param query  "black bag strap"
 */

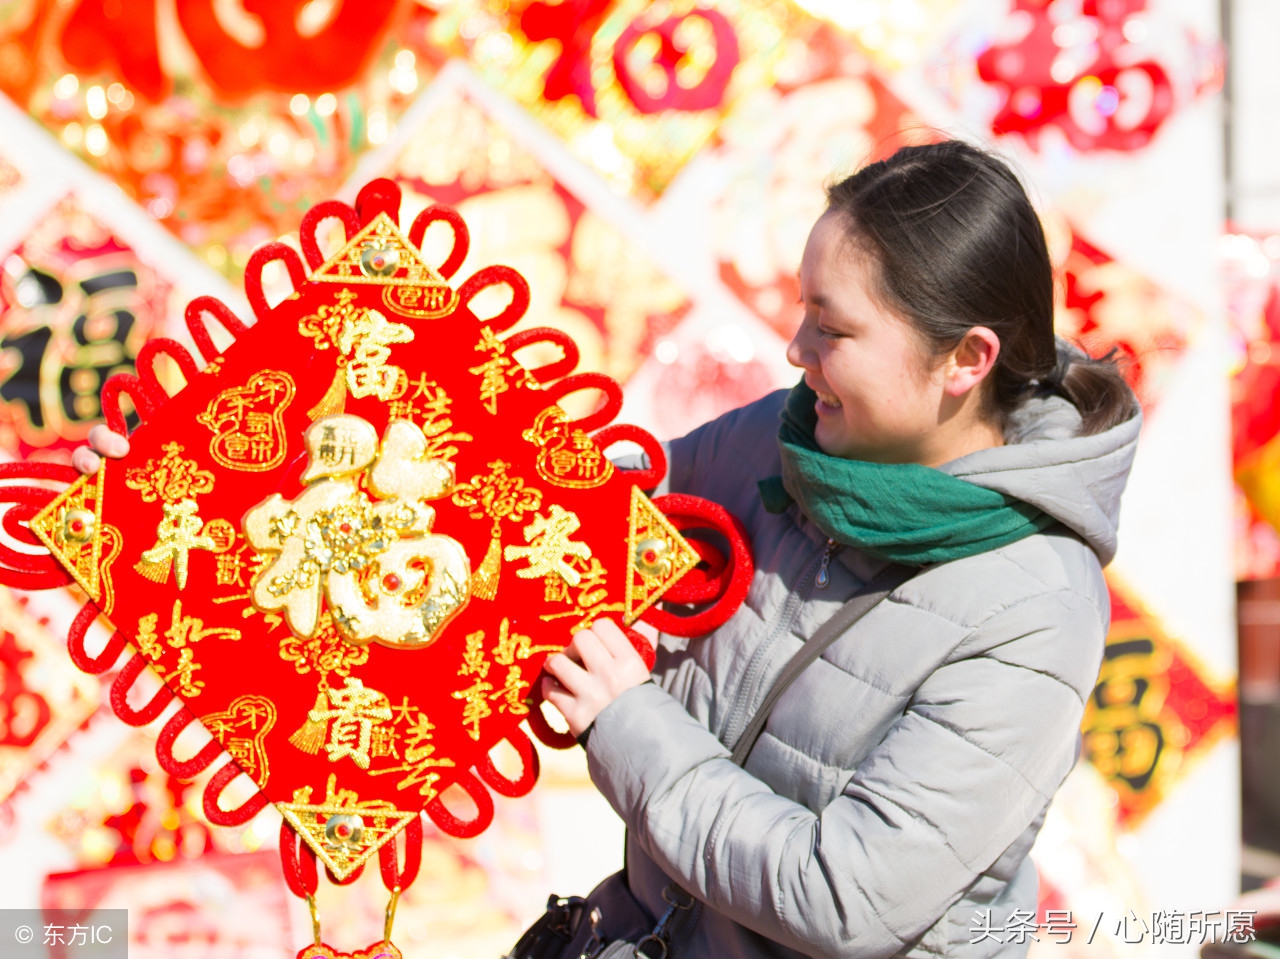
xmin=729 ymin=559 xmax=918 ymax=767
xmin=655 ymin=558 xmax=920 ymax=953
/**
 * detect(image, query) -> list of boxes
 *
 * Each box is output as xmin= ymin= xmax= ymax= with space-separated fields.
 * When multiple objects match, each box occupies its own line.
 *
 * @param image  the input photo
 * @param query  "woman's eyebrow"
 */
xmin=797 ymin=276 xmax=830 ymax=308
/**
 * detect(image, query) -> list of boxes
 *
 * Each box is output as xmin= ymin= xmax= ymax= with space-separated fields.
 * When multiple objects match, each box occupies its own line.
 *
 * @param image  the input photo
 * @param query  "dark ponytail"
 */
xmin=1042 ymin=341 xmax=1136 ymax=434
xmin=825 ymin=140 xmax=1136 ymax=436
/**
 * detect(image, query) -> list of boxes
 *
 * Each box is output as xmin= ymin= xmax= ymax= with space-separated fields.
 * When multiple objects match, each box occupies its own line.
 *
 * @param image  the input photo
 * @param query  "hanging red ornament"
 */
xmin=975 ymin=0 xmax=1217 ymax=152
xmin=0 ymin=178 xmax=753 ymax=956
xmin=59 ymin=0 xmax=403 ymax=102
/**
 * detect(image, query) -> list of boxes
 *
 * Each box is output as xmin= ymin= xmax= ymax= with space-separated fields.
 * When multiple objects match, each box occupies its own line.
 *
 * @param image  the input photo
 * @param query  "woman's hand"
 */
xmin=540 ymin=618 xmax=651 ymax=739
xmin=71 ymin=424 xmax=130 ymax=475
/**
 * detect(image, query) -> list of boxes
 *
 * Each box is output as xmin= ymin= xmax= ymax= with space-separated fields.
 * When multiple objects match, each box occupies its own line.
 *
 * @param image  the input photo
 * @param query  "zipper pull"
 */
xmin=815 ymin=538 xmax=838 ymax=589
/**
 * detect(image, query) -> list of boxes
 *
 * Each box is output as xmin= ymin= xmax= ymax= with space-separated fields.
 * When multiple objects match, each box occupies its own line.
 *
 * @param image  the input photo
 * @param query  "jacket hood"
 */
xmin=938 ymin=393 xmax=1141 ymax=566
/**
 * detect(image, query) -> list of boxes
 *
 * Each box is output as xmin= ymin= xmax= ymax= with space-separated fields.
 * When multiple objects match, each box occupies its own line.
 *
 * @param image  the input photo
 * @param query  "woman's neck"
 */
xmin=916 ymin=411 xmax=1005 ymax=469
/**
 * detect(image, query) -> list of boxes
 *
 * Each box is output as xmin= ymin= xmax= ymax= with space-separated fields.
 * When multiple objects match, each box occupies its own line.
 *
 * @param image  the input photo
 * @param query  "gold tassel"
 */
xmin=289 ymin=691 xmax=329 ymax=754
xmin=307 ymin=363 xmax=347 ymax=420
xmin=471 ymin=525 xmax=502 ymax=601
xmin=133 ymin=556 xmax=172 ymax=584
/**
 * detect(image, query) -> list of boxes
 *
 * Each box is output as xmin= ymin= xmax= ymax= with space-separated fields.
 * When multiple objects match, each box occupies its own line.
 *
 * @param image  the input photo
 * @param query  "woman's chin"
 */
xmin=815 ymin=423 xmax=889 ymax=463
xmin=813 ymin=422 xmax=850 ymax=458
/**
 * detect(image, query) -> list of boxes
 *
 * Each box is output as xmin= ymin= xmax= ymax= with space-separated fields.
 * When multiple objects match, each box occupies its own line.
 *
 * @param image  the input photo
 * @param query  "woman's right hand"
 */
xmin=71 ymin=424 xmax=130 ymax=475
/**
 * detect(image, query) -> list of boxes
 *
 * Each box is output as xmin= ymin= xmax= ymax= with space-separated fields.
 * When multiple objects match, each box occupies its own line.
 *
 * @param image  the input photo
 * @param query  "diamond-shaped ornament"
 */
xmin=30 ymin=465 xmax=105 ymax=600
xmin=24 ymin=182 xmax=731 ymax=880
xmin=1082 ymin=576 xmax=1236 ymax=827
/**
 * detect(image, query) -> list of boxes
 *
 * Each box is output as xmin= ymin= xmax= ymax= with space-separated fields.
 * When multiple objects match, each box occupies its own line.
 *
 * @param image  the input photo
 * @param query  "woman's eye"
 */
xmin=817 ymin=326 xmax=843 ymax=340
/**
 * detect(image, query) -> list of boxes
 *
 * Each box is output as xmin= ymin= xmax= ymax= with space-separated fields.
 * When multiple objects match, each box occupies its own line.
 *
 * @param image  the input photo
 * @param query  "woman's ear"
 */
xmin=944 ymin=326 xmax=1001 ymax=398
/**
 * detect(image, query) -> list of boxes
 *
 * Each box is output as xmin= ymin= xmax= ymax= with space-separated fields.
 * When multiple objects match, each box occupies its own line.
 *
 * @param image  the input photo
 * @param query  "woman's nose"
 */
xmin=785 ymin=320 xmax=813 ymax=371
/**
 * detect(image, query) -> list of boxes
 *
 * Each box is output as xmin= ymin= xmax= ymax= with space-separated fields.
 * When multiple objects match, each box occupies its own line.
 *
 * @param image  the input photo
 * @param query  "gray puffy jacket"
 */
xmin=584 ymin=387 xmax=1141 ymax=958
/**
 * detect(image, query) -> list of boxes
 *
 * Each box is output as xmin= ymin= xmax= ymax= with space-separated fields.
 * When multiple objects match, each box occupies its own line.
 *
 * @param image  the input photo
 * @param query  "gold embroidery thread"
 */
xmin=196 ymin=369 xmax=296 ymax=472
xmin=124 ymin=443 xmax=218 ymax=589
xmin=298 ymin=289 xmax=416 ymax=415
xmin=387 ymin=375 xmax=473 ymax=463
xmin=523 ymin=406 xmax=614 ymax=489
xmin=468 ymin=327 xmax=536 ymax=415
xmin=307 ymin=676 xmax=393 ymax=771
xmin=367 ymin=700 xmax=457 ymax=801
xmin=451 ymin=460 xmax=543 ymax=601
xmin=200 ymin=695 xmax=277 ymax=787
xmin=504 ymin=504 xmax=592 ymax=586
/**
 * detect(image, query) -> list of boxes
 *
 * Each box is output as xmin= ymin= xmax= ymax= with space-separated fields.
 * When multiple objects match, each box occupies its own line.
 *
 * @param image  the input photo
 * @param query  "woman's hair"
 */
xmin=825 ymin=140 xmax=1136 ymax=435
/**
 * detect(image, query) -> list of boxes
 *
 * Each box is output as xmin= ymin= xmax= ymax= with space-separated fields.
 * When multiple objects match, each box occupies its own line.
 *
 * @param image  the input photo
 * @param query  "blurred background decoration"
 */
xmin=0 ymin=0 xmax=1265 ymax=956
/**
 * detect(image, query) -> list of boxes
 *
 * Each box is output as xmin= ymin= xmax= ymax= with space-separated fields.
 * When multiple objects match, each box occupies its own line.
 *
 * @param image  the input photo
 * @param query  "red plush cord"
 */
xmin=0 ymin=481 xmax=75 ymax=589
xmin=503 ymin=327 xmax=579 ymax=384
xmin=100 ymin=372 xmax=159 ymax=435
xmin=0 ymin=497 xmax=42 ymax=548
xmin=155 ymin=707 xmax=224 ymax=779
xmin=185 ymin=296 xmax=251 ymax=364
xmin=279 ymin=819 xmax=319 ymax=899
xmin=424 ymin=769 xmax=494 ymax=838
xmin=66 ymin=602 xmax=126 ymax=674
xmin=281 ymin=814 xmax=408 ymax=895
xmin=109 ymin=654 xmax=175 ymax=726
xmin=476 ymin=728 xmax=541 ymax=798
xmin=300 ymin=200 xmax=361 ymax=270
xmin=0 ymin=463 xmax=81 ymax=590
xmin=356 ymin=178 xmax=401 ymax=226
xmin=622 ymin=623 xmax=656 ymax=669
xmin=456 ymin=265 xmax=530 ymax=335
xmin=592 ymin=423 xmax=667 ymax=490
xmin=641 ymin=493 xmax=754 ymax=638
xmin=525 ymin=621 xmax=654 ymax=752
xmin=135 ymin=338 xmax=201 ymax=402
xmin=202 ymin=760 xmax=269 ymax=826
xmin=661 ymin=537 xmax=730 ymax=604
xmin=378 ymin=815 xmax=423 ymax=892
xmin=0 ymin=462 xmax=79 ymax=484
xmin=543 ymin=372 xmax=623 ymax=434
xmin=408 ymin=205 xmax=470 ymax=280
xmin=525 ymin=686 xmax=579 ymax=751
xmin=245 ymin=242 xmax=308 ymax=322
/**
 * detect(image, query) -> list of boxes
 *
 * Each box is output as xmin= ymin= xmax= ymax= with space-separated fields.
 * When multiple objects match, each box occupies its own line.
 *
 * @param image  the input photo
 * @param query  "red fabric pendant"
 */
xmin=1 ymin=180 xmax=753 ymax=904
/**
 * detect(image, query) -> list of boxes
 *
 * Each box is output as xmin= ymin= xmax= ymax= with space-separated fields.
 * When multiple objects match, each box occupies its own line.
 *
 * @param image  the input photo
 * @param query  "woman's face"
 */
xmin=786 ymin=212 xmax=952 ymax=465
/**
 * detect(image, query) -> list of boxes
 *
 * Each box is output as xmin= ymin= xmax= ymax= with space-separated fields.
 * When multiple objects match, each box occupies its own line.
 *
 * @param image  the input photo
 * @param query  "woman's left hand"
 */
xmin=71 ymin=424 xmax=130 ymax=474
xmin=540 ymin=618 xmax=651 ymax=739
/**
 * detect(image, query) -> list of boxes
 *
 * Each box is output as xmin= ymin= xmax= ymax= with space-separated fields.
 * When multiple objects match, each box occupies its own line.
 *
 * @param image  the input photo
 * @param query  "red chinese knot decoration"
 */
xmin=0 ymin=179 xmax=753 ymax=956
xmin=976 ymin=0 xmax=1215 ymax=152
xmin=518 ymin=0 xmax=740 ymax=119
xmin=59 ymin=0 xmax=401 ymax=102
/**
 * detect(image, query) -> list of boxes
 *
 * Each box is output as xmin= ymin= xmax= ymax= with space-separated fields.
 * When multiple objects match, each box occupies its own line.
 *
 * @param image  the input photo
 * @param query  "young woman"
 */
xmin=79 ymin=140 xmax=1140 ymax=958
xmin=535 ymin=139 xmax=1140 ymax=958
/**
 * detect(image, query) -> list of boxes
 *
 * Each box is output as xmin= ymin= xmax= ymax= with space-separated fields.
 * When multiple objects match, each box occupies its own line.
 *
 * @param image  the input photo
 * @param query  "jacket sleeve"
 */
xmin=584 ymin=587 xmax=1105 ymax=959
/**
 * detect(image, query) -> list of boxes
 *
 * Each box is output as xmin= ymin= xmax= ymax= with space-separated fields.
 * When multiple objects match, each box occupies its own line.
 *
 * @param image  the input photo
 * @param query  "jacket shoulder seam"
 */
xmin=911 ymin=708 xmax=1053 ymax=803
xmin=967 ymin=583 xmax=1103 ymax=635
xmin=975 ymin=655 xmax=1093 ymax=707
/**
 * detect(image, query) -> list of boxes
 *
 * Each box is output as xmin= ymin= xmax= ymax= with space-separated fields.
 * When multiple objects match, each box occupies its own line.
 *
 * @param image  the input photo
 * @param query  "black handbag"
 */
xmin=506 ymin=560 xmax=917 ymax=959
xmin=504 ymin=872 xmax=676 ymax=959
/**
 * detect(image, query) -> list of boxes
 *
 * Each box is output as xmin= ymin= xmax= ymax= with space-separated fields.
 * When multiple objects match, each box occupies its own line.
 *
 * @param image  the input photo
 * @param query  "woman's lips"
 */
xmin=813 ymin=388 xmax=841 ymax=411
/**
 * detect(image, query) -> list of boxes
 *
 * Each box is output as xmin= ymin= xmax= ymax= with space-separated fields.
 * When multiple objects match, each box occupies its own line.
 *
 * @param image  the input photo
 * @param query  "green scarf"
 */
xmin=757 ymin=382 xmax=1056 ymax=566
